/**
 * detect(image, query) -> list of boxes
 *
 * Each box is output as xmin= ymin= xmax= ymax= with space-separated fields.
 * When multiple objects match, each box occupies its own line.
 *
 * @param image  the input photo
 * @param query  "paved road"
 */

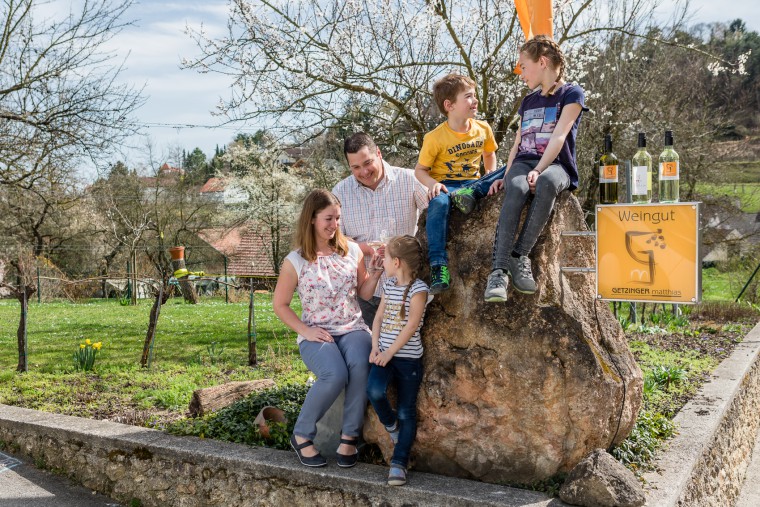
xmin=0 ymin=451 xmax=121 ymax=507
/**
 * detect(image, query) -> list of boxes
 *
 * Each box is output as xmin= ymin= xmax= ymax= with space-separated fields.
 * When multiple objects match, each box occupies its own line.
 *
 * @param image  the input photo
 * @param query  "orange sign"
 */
xmin=596 ymin=203 xmax=701 ymax=303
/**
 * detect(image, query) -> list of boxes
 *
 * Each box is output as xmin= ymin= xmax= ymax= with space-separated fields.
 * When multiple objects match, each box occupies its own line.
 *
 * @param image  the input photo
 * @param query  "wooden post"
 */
xmin=248 ymin=283 xmax=257 ymax=366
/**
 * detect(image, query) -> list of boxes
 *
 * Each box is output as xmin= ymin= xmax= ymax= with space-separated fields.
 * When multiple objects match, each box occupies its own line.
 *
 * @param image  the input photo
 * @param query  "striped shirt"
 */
xmin=379 ymin=278 xmax=428 ymax=359
xmin=332 ymin=161 xmax=428 ymax=297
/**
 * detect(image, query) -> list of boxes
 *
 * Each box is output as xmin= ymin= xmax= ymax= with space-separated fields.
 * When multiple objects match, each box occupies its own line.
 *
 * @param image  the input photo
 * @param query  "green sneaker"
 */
xmin=430 ymin=265 xmax=451 ymax=294
xmin=451 ymin=187 xmax=476 ymax=215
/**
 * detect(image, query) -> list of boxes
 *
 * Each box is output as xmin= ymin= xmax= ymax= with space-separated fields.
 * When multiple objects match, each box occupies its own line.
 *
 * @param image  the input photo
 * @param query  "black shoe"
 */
xmin=430 ymin=265 xmax=451 ymax=294
xmin=336 ymin=437 xmax=359 ymax=468
xmin=290 ymin=434 xmax=327 ymax=467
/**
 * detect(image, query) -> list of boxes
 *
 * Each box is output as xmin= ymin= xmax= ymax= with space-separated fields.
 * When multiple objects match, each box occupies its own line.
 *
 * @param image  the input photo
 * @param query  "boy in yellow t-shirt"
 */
xmin=414 ymin=73 xmax=504 ymax=293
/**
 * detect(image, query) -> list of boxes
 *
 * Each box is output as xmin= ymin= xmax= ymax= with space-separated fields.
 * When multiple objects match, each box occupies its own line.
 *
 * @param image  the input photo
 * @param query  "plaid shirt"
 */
xmin=333 ymin=161 xmax=428 ymax=297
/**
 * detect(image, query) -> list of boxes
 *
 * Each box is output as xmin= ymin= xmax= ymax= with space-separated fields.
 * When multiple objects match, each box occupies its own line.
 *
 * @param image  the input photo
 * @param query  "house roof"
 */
xmin=198 ymin=222 xmax=278 ymax=277
xmin=199 ymin=177 xmax=226 ymax=193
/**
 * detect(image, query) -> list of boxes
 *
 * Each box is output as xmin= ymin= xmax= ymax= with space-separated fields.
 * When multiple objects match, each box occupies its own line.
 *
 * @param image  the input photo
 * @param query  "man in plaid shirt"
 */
xmin=333 ymin=132 xmax=428 ymax=326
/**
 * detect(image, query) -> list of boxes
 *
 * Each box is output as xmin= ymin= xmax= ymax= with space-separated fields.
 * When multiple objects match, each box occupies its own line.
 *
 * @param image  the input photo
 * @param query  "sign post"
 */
xmin=596 ymin=203 xmax=701 ymax=304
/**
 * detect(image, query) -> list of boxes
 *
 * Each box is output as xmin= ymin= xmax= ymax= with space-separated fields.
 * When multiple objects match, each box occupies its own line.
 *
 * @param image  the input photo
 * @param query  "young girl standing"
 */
xmin=485 ymin=35 xmax=587 ymax=302
xmin=366 ymin=235 xmax=429 ymax=486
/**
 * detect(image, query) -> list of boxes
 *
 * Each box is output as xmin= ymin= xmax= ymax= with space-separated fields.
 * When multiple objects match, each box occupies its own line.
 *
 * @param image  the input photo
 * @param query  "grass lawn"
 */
xmin=0 ymin=294 xmax=308 ymax=427
xmin=696 ymin=182 xmax=760 ymax=213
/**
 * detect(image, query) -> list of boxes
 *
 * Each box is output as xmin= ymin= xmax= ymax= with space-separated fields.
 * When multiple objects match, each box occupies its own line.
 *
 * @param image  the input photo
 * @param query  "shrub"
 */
xmin=167 ymin=383 xmax=309 ymax=450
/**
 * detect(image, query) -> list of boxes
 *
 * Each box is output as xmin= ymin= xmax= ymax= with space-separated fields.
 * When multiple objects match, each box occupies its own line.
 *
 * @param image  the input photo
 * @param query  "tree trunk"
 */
xmin=188 ymin=379 xmax=275 ymax=417
xmin=140 ymin=284 xmax=169 ymax=367
xmin=16 ymin=286 xmax=32 ymax=372
xmin=171 ymin=256 xmax=198 ymax=304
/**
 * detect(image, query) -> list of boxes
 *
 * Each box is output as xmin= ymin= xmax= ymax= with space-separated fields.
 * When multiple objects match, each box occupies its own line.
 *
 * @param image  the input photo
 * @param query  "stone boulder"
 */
xmin=559 ymin=448 xmax=645 ymax=507
xmin=363 ymin=191 xmax=642 ymax=484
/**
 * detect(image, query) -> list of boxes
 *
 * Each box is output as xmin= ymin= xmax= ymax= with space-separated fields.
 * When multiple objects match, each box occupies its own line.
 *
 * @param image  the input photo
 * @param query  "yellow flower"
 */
xmin=93 ymin=342 xmax=102 ymax=350
xmin=80 ymin=344 xmax=86 ymax=349
xmin=85 ymin=339 xmax=91 ymax=345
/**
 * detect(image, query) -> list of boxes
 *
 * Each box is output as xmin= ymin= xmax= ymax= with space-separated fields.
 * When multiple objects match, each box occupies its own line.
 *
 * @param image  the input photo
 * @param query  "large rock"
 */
xmin=559 ymin=448 xmax=645 ymax=507
xmin=363 ymin=191 xmax=642 ymax=484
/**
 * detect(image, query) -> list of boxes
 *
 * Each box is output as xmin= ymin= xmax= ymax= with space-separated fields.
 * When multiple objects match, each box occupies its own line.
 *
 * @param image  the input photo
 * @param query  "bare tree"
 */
xmin=0 ymin=0 xmax=145 ymax=188
xmin=185 ymin=0 xmax=660 ymax=150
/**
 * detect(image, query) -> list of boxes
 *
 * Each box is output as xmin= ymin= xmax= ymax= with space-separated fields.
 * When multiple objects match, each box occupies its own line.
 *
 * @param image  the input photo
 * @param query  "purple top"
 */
xmin=514 ymin=83 xmax=587 ymax=190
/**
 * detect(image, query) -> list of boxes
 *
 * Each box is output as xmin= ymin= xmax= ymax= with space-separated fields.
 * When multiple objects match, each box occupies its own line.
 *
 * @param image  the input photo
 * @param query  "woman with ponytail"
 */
xmin=484 ymin=35 xmax=588 ymax=302
xmin=366 ymin=235 xmax=429 ymax=486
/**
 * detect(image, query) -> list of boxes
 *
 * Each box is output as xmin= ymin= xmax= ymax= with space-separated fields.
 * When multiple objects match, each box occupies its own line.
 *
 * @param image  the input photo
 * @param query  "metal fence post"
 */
xmin=37 ymin=267 xmax=41 ymax=304
xmin=224 ymin=256 xmax=228 ymax=304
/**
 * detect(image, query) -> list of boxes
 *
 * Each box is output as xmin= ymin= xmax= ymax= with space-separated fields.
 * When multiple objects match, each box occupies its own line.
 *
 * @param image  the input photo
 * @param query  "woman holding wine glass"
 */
xmin=273 ymin=189 xmax=383 ymax=467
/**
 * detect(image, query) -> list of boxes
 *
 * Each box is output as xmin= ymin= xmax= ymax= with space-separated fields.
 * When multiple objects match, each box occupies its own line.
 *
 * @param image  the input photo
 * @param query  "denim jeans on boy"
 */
xmin=492 ymin=160 xmax=570 ymax=270
xmin=366 ymin=357 xmax=423 ymax=468
xmin=426 ymin=166 xmax=506 ymax=266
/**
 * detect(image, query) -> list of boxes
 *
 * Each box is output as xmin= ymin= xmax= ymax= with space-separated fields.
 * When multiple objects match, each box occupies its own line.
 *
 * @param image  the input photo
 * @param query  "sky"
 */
xmin=45 ymin=0 xmax=760 ymax=178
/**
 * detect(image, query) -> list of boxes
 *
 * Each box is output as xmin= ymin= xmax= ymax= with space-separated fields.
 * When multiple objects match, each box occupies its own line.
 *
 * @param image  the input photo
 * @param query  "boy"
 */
xmin=414 ymin=73 xmax=503 ymax=293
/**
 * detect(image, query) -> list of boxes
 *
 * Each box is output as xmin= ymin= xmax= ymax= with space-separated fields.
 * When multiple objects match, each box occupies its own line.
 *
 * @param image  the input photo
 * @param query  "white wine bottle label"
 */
xmin=632 ymin=166 xmax=649 ymax=195
xmin=659 ymin=161 xmax=679 ymax=181
xmin=600 ymin=164 xmax=618 ymax=183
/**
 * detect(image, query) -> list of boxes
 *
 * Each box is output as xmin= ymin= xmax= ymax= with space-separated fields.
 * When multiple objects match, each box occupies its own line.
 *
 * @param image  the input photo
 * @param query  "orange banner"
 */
xmin=596 ymin=203 xmax=701 ymax=303
xmin=514 ymin=0 xmax=554 ymax=40
xmin=514 ymin=0 xmax=554 ymax=74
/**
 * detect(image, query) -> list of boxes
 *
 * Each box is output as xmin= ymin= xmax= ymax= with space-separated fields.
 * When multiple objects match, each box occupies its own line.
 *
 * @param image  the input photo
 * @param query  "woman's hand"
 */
xmin=302 ymin=326 xmax=334 ymax=343
xmin=373 ymin=350 xmax=393 ymax=367
xmin=487 ymin=178 xmax=504 ymax=196
xmin=527 ymin=169 xmax=541 ymax=193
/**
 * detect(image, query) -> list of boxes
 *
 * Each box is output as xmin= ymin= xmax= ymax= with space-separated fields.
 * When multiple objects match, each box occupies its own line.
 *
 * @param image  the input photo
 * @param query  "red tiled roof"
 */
xmin=198 ymin=222 xmax=278 ymax=277
xmin=199 ymin=177 xmax=226 ymax=193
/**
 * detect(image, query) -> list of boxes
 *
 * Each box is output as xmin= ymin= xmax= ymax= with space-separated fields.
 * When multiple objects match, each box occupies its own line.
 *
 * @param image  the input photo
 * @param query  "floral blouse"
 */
xmin=285 ymin=242 xmax=368 ymax=343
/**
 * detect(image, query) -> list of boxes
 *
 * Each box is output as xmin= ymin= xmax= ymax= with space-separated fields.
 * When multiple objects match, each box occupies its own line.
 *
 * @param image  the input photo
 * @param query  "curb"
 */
xmin=0 ymin=405 xmax=558 ymax=507
xmin=642 ymin=321 xmax=760 ymax=505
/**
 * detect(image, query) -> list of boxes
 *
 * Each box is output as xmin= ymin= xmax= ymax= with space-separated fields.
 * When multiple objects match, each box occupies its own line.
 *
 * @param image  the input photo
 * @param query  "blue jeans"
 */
xmin=426 ymin=166 xmax=506 ymax=266
xmin=366 ymin=357 xmax=423 ymax=468
xmin=492 ymin=160 xmax=570 ymax=270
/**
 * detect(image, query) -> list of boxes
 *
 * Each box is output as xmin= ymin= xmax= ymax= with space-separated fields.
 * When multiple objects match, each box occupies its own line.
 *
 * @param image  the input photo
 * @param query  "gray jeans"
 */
xmin=492 ymin=160 xmax=570 ymax=270
xmin=294 ymin=330 xmax=372 ymax=440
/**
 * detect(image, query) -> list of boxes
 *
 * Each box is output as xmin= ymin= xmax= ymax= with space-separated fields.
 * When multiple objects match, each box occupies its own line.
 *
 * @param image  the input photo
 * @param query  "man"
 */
xmin=333 ymin=132 xmax=428 ymax=326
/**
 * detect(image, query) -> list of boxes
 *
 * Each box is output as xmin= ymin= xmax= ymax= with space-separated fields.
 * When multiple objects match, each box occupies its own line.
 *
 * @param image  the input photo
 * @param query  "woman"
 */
xmin=273 ymin=189 xmax=382 ymax=468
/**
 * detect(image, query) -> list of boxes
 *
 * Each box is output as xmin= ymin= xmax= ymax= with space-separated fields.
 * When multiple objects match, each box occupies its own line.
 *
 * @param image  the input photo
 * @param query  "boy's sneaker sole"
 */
xmin=484 ymin=295 xmax=508 ymax=302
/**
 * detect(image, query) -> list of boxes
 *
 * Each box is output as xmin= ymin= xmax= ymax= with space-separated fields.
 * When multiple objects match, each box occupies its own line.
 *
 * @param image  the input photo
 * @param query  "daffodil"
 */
xmin=85 ymin=339 xmax=91 ymax=345
xmin=93 ymin=342 xmax=102 ymax=350
xmin=80 ymin=344 xmax=86 ymax=349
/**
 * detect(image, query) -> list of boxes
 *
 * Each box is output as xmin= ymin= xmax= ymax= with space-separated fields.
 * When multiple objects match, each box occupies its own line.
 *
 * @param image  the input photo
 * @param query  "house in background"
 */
xmin=196 ymin=222 xmax=280 ymax=288
xmin=198 ymin=177 xmax=247 ymax=205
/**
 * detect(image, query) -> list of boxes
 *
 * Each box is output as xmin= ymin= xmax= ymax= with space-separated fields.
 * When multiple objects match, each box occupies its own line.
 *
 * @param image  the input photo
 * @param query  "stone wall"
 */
xmin=643 ymin=322 xmax=760 ymax=506
xmin=0 ymin=405 xmax=554 ymax=507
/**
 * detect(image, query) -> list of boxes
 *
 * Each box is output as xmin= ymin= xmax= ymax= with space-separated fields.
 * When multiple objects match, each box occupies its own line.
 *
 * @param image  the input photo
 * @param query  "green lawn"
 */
xmin=696 ymin=182 xmax=760 ymax=213
xmin=0 ymin=295 xmax=308 ymax=424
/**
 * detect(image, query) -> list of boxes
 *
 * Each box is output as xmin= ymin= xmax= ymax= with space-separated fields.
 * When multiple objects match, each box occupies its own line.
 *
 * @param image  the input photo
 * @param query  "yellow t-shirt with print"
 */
xmin=418 ymin=119 xmax=498 ymax=182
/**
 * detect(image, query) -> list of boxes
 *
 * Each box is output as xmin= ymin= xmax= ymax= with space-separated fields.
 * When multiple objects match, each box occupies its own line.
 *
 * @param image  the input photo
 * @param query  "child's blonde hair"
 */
xmin=520 ymin=35 xmax=566 ymax=95
xmin=432 ymin=73 xmax=477 ymax=116
xmin=386 ymin=235 xmax=424 ymax=320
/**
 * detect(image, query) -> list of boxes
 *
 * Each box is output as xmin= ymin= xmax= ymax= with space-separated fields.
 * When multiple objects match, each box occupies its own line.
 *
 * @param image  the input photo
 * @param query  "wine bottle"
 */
xmin=658 ymin=130 xmax=680 ymax=203
xmin=599 ymin=134 xmax=619 ymax=204
xmin=631 ymin=132 xmax=653 ymax=203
